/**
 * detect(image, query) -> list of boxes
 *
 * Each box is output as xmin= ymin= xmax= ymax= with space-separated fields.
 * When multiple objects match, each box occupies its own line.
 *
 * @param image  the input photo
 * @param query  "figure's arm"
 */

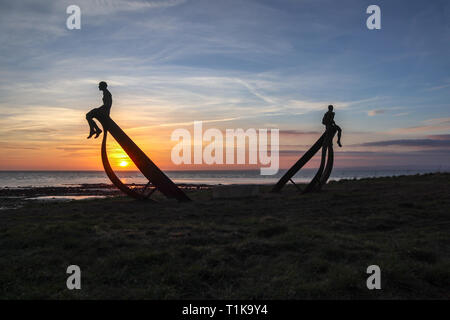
xmin=98 ymin=93 xmax=105 ymax=108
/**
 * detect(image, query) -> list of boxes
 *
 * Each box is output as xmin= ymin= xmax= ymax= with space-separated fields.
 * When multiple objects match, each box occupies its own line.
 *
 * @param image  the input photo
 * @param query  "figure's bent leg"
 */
xmin=94 ymin=127 xmax=103 ymax=139
xmin=86 ymin=109 xmax=101 ymax=139
xmin=335 ymin=125 xmax=342 ymax=147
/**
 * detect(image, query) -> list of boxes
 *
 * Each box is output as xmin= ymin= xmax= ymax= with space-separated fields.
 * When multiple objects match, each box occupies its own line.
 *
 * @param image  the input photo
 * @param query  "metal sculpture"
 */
xmin=272 ymin=127 xmax=337 ymax=193
xmin=95 ymin=113 xmax=191 ymax=202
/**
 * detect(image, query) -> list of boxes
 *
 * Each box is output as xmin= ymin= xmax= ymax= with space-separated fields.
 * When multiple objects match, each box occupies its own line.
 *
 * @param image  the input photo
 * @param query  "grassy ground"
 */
xmin=0 ymin=173 xmax=449 ymax=299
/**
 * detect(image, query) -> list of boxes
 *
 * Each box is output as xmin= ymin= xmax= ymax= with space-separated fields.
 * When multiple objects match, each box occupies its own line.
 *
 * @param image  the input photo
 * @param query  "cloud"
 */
xmin=61 ymin=0 xmax=187 ymax=17
xmin=280 ymin=130 xmax=321 ymax=136
xmin=356 ymin=138 xmax=450 ymax=148
xmin=368 ymin=109 xmax=385 ymax=116
xmin=0 ymin=142 xmax=39 ymax=150
xmin=389 ymin=117 xmax=450 ymax=134
xmin=279 ymin=149 xmax=450 ymax=158
xmin=424 ymin=83 xmax=450 ymax=91
xmin=126 ymin=116 xmax=242 ymax=132
xmin=427 ymin=134 xmax=450 ymax=140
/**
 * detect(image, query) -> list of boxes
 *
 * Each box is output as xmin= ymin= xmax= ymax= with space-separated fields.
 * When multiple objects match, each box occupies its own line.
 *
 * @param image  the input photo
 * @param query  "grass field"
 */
xmin=0 ymin=173 xmax=449 ymax=299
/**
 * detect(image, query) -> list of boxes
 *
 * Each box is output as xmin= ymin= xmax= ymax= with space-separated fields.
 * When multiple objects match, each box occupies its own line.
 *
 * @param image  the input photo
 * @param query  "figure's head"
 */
xmin=328 ymin=105 xmax=334 ymax=111
xmin=98 ymin=81 xmax=108 ymax=91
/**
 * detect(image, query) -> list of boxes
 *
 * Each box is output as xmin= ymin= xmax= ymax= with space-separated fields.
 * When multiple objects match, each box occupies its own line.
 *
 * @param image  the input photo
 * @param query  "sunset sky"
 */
xmin=0 ymin=0 xmax=449 ymax=171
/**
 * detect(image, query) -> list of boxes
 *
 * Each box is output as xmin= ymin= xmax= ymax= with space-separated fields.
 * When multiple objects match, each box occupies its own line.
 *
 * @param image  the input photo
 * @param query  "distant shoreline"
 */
xmin=0 ymin=168 xmax=448 ymax=189
xmin=1 ymin=166 xmax=449 ymax=172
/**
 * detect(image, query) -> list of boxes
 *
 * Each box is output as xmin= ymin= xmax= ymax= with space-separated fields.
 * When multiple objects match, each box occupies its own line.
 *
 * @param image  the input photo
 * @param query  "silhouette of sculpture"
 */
xmin=86 ymin=81 xmax=111 ymax=139
xmin=322 ymin=105 xmax=342 ymax=147
xmin=272 ymin=105 xmax=343 ymax=194
xmin=86 ymin=82 xmax=190 ymax=202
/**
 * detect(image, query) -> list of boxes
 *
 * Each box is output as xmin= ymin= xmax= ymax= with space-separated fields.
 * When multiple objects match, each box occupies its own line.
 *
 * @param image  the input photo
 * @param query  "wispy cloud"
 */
xmin=389 ymin=118 xmax=450 ymax=134
xmin=393 ymin=112 xmax=409 ymax=117
xmin=368 ymin=109 xmax=385 ymax=116
xmin=77 ymin=0 xmax=187 ymax=16
xmin=355 ymin=138 xmax=450 ymax=148
xmin=427 ymin=134 xmax=450 ymax=140
xmin=424 ymin=83 xmax=450 ymax=91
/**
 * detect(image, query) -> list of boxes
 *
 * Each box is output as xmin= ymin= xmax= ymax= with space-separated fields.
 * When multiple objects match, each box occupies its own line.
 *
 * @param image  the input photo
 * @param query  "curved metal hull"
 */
xmin=271 ymin=132 xmax=326 ymax=192
xmin=96 ymin=114 xmax=191 ymax=202
xmin=272 ymin=129 xmax=336 ymax=194
xmin=101 ymin=131 xmax=149 ymax=200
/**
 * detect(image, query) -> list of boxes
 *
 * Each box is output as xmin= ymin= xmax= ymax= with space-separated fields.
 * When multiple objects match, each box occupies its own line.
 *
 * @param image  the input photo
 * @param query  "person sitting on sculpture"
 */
xmin=322 ymin=105 xmax=342 ymax=147
xmin=86 ymin=81 xmax=112 ymax=139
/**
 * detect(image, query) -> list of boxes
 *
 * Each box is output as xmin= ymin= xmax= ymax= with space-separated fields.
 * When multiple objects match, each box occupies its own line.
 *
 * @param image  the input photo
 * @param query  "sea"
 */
xmin=0 ymin=167 xmax=447 ymax=188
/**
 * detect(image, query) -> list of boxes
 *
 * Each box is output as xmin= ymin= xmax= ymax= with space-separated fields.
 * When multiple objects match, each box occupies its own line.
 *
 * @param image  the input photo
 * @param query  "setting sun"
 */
xmin=119 ymin=161 xmax=129 ymax=167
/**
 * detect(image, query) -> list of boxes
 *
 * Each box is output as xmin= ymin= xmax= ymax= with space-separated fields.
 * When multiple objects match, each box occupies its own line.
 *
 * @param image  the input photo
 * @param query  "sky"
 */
xmin=0 ymin=0 xmax=449 ymax=171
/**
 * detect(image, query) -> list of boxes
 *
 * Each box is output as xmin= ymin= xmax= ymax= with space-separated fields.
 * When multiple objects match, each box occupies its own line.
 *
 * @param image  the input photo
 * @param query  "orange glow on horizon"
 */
xmin=0 ymin=124 xmax=446 ymax=171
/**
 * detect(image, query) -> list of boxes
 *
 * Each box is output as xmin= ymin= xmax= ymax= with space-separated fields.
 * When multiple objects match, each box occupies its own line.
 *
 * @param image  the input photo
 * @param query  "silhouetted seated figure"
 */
xmin=322 ymin=105 xmax=342 ymax=147
xmin=86 ymin=81 xmax=112 ymax=139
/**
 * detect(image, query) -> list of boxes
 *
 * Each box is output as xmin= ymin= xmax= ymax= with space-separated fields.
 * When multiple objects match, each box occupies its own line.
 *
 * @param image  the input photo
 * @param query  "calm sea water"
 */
xmin=0 ymin=168 xmax=447 ymax=188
